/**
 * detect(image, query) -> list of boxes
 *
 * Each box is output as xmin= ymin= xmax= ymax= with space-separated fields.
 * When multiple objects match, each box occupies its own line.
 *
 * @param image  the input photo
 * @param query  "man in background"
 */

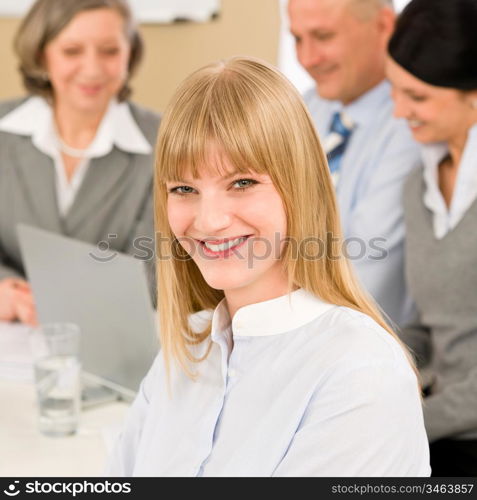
xmin=288 ymin=0 xmax=420 ymax=325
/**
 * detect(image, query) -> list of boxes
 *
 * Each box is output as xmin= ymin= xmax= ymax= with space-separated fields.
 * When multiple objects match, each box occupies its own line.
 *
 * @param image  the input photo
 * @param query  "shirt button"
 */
xmin=228 ymin=368 xmax=237 ymax=378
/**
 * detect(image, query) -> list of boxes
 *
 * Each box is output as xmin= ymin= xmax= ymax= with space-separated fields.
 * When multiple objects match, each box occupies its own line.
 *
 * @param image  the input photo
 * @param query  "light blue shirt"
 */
xmin=106 ymin=289 xmax=430 ymax=477
xmin=304 ymin=81 xmax=421 ymax=326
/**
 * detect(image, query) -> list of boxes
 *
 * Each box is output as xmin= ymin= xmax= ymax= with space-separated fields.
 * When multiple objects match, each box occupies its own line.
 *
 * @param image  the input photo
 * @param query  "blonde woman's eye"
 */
xmin=233 ymin=179 xmax=258 ymax=190
xmin=169 ymin=185 xmax=195 ymax=195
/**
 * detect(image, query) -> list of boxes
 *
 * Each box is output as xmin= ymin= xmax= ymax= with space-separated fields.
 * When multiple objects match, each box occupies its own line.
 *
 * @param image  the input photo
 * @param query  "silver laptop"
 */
xmin=17 ymin=224 xmax=159 ymax=402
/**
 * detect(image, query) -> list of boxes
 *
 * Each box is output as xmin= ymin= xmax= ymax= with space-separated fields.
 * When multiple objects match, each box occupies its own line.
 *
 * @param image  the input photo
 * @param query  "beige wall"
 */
xmin=0 ymin=0 xmax=280 ymax=113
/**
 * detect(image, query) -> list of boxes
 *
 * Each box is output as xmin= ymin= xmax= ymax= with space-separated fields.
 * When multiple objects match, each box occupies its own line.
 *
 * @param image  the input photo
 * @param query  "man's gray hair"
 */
xmin=356 ymin=0 xmax=394 ymax=7
xmin=349 ymin=0 xmax=394 ymax=20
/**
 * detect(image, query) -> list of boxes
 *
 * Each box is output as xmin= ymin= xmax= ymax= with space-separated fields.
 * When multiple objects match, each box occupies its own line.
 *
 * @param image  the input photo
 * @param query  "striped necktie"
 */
xmin=324 ymin=111 xmax=354 ymax=187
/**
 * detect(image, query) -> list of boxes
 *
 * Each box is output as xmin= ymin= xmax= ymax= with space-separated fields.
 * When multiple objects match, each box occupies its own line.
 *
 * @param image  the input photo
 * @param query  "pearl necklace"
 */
xmin=57 ymin=137 xmax=91 ymax=158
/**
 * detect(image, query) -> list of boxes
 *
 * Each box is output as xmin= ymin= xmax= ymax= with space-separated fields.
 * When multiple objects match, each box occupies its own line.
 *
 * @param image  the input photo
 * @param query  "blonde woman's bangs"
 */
xmin=156 ymin=61 xmax=302 ymax=185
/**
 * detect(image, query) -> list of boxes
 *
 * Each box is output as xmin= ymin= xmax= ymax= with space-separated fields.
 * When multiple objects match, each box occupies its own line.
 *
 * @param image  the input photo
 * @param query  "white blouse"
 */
xmin=0 ymin=96 xmax=152 ymax=217
xmin=106 ymin=289 xmax=430 ymax=477
xmin=421 ymin=123 xmax=477 ymax=239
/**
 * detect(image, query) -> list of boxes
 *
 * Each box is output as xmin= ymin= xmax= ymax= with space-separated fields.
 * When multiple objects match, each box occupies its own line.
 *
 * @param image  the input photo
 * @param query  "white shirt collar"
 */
xmin=210 ymin=288 xmax=336 ymax=340
xmin=0 ymin=96 xmax=152 ymax=158
xmin=421 ymin=123 xmax=477 ymax=239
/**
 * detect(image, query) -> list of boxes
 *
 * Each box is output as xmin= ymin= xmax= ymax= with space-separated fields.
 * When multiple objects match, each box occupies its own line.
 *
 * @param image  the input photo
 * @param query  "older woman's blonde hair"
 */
xmin=14 ymin=0 xmax=142 ymax=101
xmin=155 ymin=56 xmax=416 ymax=380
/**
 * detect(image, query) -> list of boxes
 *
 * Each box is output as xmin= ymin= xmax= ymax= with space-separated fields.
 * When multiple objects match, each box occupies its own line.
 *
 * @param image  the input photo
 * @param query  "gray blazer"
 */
xmin=0 ymin=98 xmax=160 ymax=292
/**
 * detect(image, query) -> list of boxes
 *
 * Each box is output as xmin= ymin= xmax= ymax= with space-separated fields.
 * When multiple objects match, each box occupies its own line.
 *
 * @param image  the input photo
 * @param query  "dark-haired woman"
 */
xmin=387 ymin=0 xmax=477 ymax=477
xmin=0 ymin=0 xmax=159 ymax=324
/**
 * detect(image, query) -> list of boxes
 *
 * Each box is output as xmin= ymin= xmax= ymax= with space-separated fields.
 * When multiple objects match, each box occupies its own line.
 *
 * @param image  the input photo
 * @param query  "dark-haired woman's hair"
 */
xmin=388 ymin=0 xmax=477 ymax=90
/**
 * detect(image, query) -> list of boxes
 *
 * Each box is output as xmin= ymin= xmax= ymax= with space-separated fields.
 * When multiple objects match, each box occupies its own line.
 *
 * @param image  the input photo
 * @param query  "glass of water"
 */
xmin=30 ymin=323 xmax=81 ymax=437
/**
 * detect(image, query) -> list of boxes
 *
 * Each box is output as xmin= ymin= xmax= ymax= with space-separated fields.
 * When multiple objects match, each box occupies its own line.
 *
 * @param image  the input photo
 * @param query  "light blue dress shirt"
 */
xmin=304 ymin=81 xmax=421 ymax=326
xmin=106 ymin=289 xmax=430 ymax=477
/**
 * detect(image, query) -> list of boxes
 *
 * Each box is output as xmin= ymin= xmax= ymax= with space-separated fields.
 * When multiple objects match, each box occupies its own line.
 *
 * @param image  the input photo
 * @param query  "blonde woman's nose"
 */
xmin=193 ymin=196 xmax=233 ymax=235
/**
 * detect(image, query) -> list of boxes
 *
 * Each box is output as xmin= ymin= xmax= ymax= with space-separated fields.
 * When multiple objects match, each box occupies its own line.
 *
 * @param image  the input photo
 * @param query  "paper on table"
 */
xmin=0 ymin=322 xmax=34 ymax=381
xmin=101 ymin=423 xmax=124 ymax=455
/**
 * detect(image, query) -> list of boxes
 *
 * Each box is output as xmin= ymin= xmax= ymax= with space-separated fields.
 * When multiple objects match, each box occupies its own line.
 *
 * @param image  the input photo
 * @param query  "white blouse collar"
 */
xmin=0 ymin=96 xmax=152 ymax=158
xmin=210 ymin=288 xmax=336 ymax=340
xmin=421 ymin=123 xmax=477 ymax=239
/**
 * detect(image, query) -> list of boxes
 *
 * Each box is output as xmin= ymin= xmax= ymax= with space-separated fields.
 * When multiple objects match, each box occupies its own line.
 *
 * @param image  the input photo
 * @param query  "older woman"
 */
xmin=106 ymin=57 xmax=429 ymax=477
xmin=387 ymin=0 xmax=477 ymax=477
xmin=0 ymin=0 xmax=159 ymax=325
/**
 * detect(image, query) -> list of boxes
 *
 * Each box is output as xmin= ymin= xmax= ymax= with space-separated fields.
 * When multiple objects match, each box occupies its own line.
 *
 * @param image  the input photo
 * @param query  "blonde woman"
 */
xmin=107 ymin=57 xmax=430 ymax=477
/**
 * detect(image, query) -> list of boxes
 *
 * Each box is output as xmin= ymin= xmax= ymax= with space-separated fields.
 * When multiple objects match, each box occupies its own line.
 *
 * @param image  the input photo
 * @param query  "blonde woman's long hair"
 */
xmin=154 ymin=56 xmax=416 ymax=380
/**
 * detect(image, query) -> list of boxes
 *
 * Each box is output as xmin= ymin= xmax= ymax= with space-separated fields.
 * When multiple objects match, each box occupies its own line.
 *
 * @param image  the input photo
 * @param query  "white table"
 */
xmin=0 ymin=323 xmax=130 ymax=477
